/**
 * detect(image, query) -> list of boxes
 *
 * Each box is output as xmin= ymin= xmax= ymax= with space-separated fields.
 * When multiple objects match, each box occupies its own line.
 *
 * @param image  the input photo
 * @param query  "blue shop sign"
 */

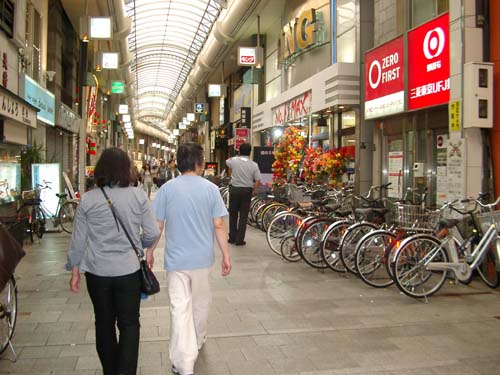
xmin=19 ymin=74 xmax=55 ymax=126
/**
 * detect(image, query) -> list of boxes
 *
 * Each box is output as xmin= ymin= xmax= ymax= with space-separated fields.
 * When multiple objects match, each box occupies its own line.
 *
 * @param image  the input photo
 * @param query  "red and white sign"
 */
xmin=238 ymin=47 xmax=261 ymax=66
xmin=272 ymin=91 xmax=312 ymax=126
xmin=235 ymin=128 xmax=249 ymax=151
xmin=408 ymin=13 xmax=450 ymax=110
xmin=365 ymin=36 xmax=404 ymax=119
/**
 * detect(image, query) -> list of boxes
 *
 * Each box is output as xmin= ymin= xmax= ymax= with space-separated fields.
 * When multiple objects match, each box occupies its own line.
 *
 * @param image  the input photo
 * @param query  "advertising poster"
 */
xmin=31 ymin=163 xmax=61 ymax=217
xmin=446 ymin=138 xmax=466 ymax=202
xmin=388 ymin=151 xmax=403 ymax=198
xmin=365 ymin=36 xmax=404 ymax=119
xmin=408 ymin=13 xmax=450 ymax=110
xmin=436 ymin=134 xmax=448 ymax=205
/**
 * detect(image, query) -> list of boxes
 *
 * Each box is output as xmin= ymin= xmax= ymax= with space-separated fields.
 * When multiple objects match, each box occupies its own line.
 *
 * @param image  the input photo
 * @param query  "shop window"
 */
xmin=411 ymin=0 xmax=449 ymax=27
xmin=336 ymin=0 xmax=358 ymax=63
xmin=24 ymin=2 xmax=41 ymax=81
xmin=0 ymin=0 xmax=14 ymax=38
xmin=0 ymin=143 xmax=22 ymax=205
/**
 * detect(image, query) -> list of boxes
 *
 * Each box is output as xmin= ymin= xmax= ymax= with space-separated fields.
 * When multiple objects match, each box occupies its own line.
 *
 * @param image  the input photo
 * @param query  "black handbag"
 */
xmin=100 ymin=188 xmax=160 ymax=295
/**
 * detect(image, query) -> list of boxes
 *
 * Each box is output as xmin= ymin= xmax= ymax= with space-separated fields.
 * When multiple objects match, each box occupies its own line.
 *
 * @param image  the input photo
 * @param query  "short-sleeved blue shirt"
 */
xmin=152 ymin=175 xmax=228 ymax=271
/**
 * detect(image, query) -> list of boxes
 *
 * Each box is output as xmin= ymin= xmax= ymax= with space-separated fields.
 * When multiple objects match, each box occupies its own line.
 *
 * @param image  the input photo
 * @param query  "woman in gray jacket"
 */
xmin=67 ymin=148 xmax=160 ymax=375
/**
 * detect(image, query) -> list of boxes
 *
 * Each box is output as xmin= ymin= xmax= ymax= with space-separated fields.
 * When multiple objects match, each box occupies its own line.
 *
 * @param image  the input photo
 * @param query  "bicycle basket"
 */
xmin=475 ymin=210 xmax=500 ymax=233
xmin=391 ymin=204 xmax=440 ymax=230
xmin=287 ymin=184 xmax=311 ymax=204
xmin=22 ymin=190 xmax=38 ymax=200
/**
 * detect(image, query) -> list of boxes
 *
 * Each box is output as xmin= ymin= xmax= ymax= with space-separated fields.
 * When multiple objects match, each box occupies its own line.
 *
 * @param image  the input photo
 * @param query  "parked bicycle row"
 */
xmin=245 ymin=182 xmax=500 ymax=300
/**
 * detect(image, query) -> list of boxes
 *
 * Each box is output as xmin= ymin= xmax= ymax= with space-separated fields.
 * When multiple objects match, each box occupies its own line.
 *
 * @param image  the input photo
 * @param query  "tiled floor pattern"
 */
xmin=1 ymin=220 xmax=500 ymax=374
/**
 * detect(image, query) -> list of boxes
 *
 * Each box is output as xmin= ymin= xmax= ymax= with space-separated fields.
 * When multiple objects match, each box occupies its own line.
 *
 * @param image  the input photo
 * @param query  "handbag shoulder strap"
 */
xmin=100 ymin=187 xmax=142 ymax=259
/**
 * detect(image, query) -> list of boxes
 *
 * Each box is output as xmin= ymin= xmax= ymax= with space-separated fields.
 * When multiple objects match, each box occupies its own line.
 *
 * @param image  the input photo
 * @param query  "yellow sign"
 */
xmin=449 ymin=100 xmax=461 ymax=132
xmin=279 ymin=9 xmax=318 ymax=64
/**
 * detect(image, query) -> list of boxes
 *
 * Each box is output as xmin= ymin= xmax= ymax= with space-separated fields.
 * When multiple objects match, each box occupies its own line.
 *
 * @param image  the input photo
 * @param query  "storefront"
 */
xmin=0 ymin=85 xmax=38 ymax=208
xmin=55 ymin=103 xmax=80 ymax=189
xmin=366 ymin=13 xmax=455 ymax=205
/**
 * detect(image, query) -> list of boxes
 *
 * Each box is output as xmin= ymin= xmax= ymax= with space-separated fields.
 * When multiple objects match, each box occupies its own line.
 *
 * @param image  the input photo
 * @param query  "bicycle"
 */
xmin=18 ymin=181 xmax=78 ymax=241
xmin=392 ymin=197 xmax=500 ymax=299
xmin=0 ymin=276 xmax=17 ymax=359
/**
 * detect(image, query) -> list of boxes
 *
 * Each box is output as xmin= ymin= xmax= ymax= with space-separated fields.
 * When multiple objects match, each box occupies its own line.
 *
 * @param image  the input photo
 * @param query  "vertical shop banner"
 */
xmin=365 ymin=36 xmax=404 ymax=119
xmin=234 ymin=128 xmax=249 ymax=151
xmin=408 ymin=13 xmax=450 ymax=110
xmin=449 ymin=100 xmax=461 ymax=132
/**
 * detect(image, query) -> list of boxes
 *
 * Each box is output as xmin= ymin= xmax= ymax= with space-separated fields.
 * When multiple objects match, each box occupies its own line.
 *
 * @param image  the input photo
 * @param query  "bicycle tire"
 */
xmin=32 ymin=205 xmax=46 ymax=239
xmin=0 ymin=276 xmax=17 ymax=354
xmin=297 ymin=218 xmax=333 ymax=269
xmin=280 ymin=235 xmax=301 ymax=262
xmin=320 ymin=220 xmax=350 ymax=272
xmin=16 ymin=205 xmax=32 ymax=243
xmin=260 ymin=203 xmax=288 ymax=232
xmin=477 ymin=236 xmax=500 ymax=288
xmin=59 ymin=201 xmax=78 ymax=234
xmin=266 ymin=211 xmax=303 ymax=256
xmin=339 ymin=222 xmax=378 ymax=274
xmin=355 ymin=229 xmax=396 ymax=288
xmin=393 ymin=234 xmax=449 ymax=298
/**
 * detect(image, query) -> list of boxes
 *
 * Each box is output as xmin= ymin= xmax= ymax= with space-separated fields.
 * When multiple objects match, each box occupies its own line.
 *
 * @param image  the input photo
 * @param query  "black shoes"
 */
xmin=228 ymin=239 xmax=235 ymax=244
xmin=235 ymin=241 xmax=246 ymax=246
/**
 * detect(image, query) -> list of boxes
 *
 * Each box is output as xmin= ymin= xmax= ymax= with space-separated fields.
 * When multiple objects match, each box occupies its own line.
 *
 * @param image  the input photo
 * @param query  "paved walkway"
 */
xmin=1 ymin=220 xmax=500 ymax=375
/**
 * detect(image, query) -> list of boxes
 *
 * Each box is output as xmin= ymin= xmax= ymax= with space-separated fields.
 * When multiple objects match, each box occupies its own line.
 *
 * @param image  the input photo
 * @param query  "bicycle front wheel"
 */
xmin=266 ymin=212 xmax=302 ymax=256
xmin=32 ymin=205 xmax=46 ymax=239
xmin=0 ymin=276 xmax=18 ymax=354
xmin=477 ymin=236 xmax=500 ymax=288
xmin=339 ymin=222 xmax=378 ymax=274
xmin=393 ymin=235 xmax=448 ymax=298
xmin=59 ymin=201 xmax=78 ymax=234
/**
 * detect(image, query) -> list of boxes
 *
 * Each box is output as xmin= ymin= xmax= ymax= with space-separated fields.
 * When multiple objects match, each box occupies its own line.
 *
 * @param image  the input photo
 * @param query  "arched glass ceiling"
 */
xmin=125 ymin=0 xmax=222 ymax=128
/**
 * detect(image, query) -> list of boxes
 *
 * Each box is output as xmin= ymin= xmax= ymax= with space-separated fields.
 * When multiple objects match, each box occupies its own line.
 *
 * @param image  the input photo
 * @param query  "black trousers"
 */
xmin=228 ymin=186 xmax=253 ymax=244
xmin=85 ymin=271 xmax=141 ymax=375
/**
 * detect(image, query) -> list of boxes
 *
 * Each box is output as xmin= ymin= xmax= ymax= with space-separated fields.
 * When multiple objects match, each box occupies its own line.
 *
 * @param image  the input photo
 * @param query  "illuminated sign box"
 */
xmin=102 ymin=52 xmax=119 ymax=69
xmin=118 ymin=104 xmax=128 ymax=114
xmin=187 ymin=113 xmax=195 ymax=121
xmin=208 ymin=84 xmax=226 ymax=97
xmin=173 ymin=129 xmax=180 ymax=136
xmin=238 ymin=46 xmax=264 ymax=67
xmin=122 ymin=114 xmax=131 ymax=122
xmin=89 ymin=17 xmax=112 ymax=39
xmin=407 ymin=13 xmax=450 ymax=111
xmin=111 ymin=81 xmax=125 ymax=94
xmin=364 ymin=36 xmax=404 ymax=119
xmin=194 ymin=103 xmax=206 ymax=113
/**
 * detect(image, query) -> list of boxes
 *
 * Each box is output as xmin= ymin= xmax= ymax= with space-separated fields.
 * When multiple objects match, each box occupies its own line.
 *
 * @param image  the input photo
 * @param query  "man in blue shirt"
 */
xmin=149 ymin=143 xmax=231 ymax=375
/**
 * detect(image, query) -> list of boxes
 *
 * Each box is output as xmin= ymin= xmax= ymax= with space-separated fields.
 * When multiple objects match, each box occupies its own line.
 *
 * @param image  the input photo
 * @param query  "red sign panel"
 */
xmin=364 ymin=36 xmax=404 ymax=119
xmin=235 ymin=128 xmax=249 ymax=151
xmin=408 ymin=13 xmax=450 ymax=110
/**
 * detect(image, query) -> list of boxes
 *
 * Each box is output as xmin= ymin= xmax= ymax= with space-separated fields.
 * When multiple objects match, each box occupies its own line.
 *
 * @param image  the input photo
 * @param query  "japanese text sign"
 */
xmin=365 ymin=36 xmax=404 ymax=119
xmin=235 ymin=128 xmax=249 ymax=151
xmin=408 ymin=13 xmax=450 ymax=110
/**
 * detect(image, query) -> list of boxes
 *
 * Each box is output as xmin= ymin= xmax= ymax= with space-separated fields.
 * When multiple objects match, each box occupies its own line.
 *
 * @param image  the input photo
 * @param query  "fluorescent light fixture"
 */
xmin=118 ymin=104 xmax=128 ymax=114
xmin=187 ymin=113 xmax=195 ymax=121
xmin=173 ymin=129 xmax=180 ymax=136
xmin=122 ymin=114 xmax=131 ymax=122
xmin=139 ymin=139 xmax=145 ymax=144
xmin=90 ymin=17 xmax=112 ymax=39
xmin=102 ymin=52 xmax=119 ymax=69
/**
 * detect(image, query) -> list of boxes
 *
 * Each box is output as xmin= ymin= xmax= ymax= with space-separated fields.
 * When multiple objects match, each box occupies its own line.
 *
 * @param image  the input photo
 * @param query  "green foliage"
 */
xmin=20 ymin=142 xmax=45 ymax=191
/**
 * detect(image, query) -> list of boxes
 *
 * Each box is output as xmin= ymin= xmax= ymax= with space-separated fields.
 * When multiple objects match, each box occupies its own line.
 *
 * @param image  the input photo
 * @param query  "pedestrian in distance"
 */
xmin=141 ymin=164 xmax=154 ymax=199
xmin=67 ymin=147 xmax=160 ymax=375
xmin=157 ymin=160 xmax=167 ymax=188
xmin=226 ymin=142 xmax=261 ymax=246
xmin=149 ymin=142 xmax=231 ymax=375
xmin=166 ymin=159 xmax=180 ymax=181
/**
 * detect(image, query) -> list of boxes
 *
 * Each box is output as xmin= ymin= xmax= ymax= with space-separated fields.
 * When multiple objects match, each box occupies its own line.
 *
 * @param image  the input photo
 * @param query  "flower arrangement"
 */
xmin=272 ymin=126 xmax=305 ymax=186
xmin=302 ymin=147 xmax=354 ymax=186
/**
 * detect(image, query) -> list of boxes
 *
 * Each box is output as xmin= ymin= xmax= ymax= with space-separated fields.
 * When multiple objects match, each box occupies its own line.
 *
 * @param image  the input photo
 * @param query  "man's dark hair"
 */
xmin=94 ymin=147 xmax=132 ymax=187
xmin=176 ymin=143 xmax=203 ymax=173
xmin=239 ymin=143 xmax=251 ymax=156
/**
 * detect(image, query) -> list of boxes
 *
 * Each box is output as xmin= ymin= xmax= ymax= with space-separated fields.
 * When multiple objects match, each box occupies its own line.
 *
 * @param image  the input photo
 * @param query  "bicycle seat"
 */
xmin=355 ymin=208 xmax=373 ymax=216
xmin=437 ymin=218 xmax=460 ymax=229
xmin=324 ymin=203 xmax=341 ymax=212
xmin=335 ymin=209 xmax=352 ymax=217
xmin=56 ymin=193 xmax=67 ymax=198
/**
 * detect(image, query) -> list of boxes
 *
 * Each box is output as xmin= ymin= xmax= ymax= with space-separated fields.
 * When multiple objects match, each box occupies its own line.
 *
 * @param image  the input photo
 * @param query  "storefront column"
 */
xmin=490 ymin=0 xmax=500 ymax=197
xmin=358 ymin=0 xmax=375 ymax=194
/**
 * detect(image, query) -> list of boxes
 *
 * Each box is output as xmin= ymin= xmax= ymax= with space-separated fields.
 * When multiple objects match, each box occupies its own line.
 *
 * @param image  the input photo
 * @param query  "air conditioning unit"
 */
xmin=463 ymin=62 xmax=493 ymax=128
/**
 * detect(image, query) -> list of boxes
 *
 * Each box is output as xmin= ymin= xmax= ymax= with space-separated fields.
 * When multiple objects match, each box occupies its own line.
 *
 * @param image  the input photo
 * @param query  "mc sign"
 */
xmin=408 ymin=13 xmax=450 ymax=110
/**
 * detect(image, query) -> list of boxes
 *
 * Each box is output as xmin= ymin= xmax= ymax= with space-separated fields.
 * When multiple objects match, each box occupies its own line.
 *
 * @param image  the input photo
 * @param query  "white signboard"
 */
xmin=446 ymin=138 xmax=466 ymax=202
xmin=0 ymin=87 xmax=37 ymax=127
xmin=436 ymin=134 xmax=448 ymax=204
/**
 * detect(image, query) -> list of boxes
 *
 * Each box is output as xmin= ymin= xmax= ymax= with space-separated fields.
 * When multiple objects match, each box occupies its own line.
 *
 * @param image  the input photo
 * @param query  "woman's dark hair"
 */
xmin=176 ymin=143 xmax=203 ymax=173
xmin=94 ymin=147 xmax=132 ymax=187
